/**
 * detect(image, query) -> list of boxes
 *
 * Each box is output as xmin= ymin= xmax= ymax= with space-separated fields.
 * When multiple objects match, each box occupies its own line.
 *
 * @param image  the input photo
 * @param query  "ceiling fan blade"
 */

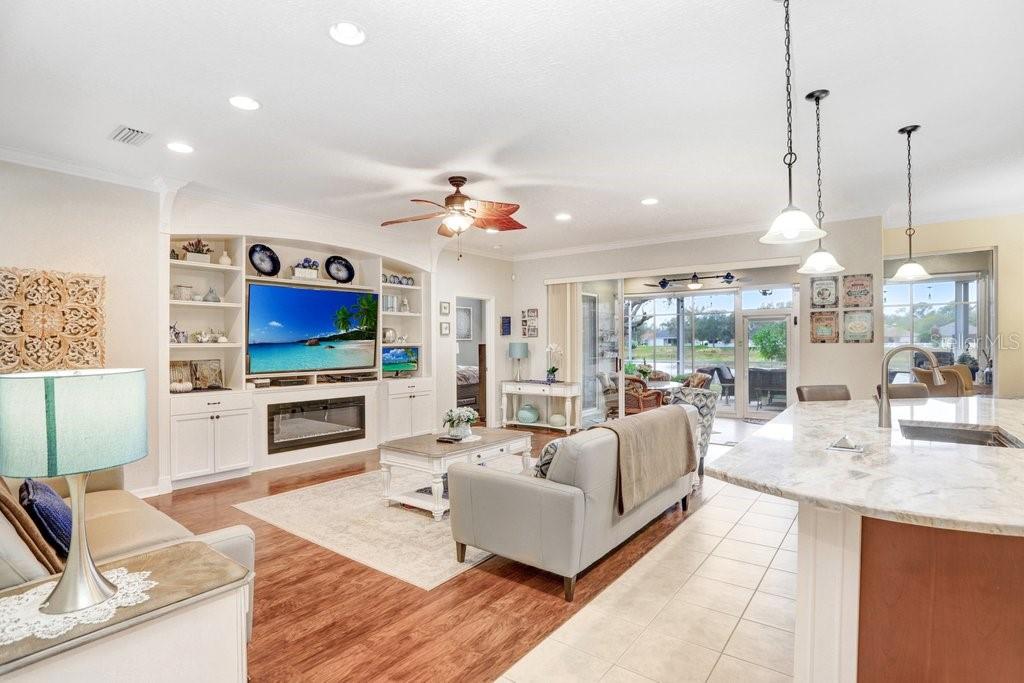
xmin=437 ymin=224 xmax=456 ymax=238
xmin=472 ymin=215 xmax=526 ymax=231
xmin=466 ymin=199 xmax=520 ymax=216
xmin=411 ymin=198 xmax=446 ymax=209
xmin=381 ymin=211 xmax=446 ymax=227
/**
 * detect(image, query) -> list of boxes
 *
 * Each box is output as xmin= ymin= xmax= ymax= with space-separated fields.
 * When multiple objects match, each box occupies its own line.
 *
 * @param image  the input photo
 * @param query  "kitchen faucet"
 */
xmin=879 ymin=344 xmax=945 ymax=427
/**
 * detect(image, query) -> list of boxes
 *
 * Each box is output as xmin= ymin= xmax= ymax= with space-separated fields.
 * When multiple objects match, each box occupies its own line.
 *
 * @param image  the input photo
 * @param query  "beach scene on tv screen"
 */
xmin=248 ymin=284 xmax=377 ymax=373
xmin=382 ymin=347 xmax=418 ymax=373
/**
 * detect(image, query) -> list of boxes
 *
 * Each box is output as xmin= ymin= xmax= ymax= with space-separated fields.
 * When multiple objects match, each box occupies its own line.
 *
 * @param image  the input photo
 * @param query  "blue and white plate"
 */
xmin=325 ymin=255 xmax=355 ymax=284
xmin=248 ymin=244 xmax=281 ymax=277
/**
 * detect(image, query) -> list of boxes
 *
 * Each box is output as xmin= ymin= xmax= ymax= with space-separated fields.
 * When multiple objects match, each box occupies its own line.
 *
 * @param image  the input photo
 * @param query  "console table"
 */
xmin=501 ymin=380 xmax=582 ymax=434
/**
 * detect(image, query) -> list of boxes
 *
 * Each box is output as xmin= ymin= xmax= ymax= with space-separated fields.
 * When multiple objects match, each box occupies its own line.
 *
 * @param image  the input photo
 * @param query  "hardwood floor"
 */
xmin=148 ymin=427 xmax=711 ymax=682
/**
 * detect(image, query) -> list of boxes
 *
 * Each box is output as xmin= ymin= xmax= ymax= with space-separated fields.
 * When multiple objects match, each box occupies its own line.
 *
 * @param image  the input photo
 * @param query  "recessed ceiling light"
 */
xmin=166 ymin=141 xmax=194 ymax=154
xmin=641 ymin=198 xmax=659 ymax=206
xmin=329 ymin=22 xmax=366 ymax=46
xmin=555 ymin=213 xmax=572 ymax=221
xmin=485 ymin=228 xmax=499 ymax=234
xmin=492 ymin=245 xmax=503 ymax=250
xmin=229 ymin=95 xmax=261 ymax=111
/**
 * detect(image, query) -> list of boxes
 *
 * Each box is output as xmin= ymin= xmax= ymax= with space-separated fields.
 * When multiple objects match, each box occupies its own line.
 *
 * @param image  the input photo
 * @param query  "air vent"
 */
xmin=108 ymin=125 xmax=152 ymax=146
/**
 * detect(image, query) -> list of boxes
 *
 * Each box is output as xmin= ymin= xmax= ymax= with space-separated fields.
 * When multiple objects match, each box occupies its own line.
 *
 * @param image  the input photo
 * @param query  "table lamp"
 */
xmin=0 ymin=368 xmax=147 ymax=613
xmin=508 ymin=343 xmax=529 ymax=381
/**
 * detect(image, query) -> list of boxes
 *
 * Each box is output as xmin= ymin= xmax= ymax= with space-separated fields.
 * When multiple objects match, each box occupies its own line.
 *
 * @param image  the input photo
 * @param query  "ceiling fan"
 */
xmin=380 ymin=176 xmax=526 ymax=238
xmin=644 ymin=272 xmax=740 ymax=291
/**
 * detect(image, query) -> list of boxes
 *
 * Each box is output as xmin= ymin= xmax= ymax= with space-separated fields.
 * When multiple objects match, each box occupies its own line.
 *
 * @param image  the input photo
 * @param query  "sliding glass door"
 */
xmin=580 ymin=280 xmax=623 ymax=426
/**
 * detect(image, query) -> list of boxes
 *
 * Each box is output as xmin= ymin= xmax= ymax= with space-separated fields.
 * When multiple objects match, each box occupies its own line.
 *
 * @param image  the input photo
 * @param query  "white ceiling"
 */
xmin=2 ymin=0 xmax=1022 ymax=258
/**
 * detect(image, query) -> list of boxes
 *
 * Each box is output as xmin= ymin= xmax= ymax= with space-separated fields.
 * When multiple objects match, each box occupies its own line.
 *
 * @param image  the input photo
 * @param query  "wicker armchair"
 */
xmin=624 ymin=376 xmax=664 ymax=415
xmin=648 ymin=370 xmax=671 ymax=382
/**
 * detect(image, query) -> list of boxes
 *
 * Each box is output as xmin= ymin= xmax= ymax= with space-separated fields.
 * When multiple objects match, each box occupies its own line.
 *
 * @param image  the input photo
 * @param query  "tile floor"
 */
xmin=499 ymin=479 xmax=798 ymax=683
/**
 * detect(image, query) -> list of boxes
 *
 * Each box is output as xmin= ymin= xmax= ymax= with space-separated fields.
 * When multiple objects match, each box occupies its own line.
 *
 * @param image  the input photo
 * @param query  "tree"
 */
xmin=356 ymin=294 xmax=378 ymax=332
xmin=334 ymin=305 xmax=353 ymax=332
xmin=751 ymin=322 xmax=786 ymax=362
xmin=695 ymin=312 xmax=735 ymax=345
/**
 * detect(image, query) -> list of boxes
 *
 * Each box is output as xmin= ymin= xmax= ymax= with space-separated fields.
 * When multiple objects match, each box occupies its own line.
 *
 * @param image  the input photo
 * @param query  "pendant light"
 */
xmin=760 ymin=0 xmax=825 ymax=245
xmin=797 ymin=89 xmax=844 ymax=274
xmin=891 ymin=125 xmax=930 ymax=281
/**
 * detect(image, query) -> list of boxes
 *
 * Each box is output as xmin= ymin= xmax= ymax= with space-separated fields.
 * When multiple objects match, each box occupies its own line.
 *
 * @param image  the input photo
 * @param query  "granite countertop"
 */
xmin=706 ymin=397 xmax=1024 ymax=536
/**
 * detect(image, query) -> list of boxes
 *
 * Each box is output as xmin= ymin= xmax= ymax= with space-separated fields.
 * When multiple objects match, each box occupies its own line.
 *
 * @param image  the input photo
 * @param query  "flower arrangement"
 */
xmin=182 ymin=239 xmax=212 ymax=255
xmin=442 ymin=407 xmax=478 ymax=438
xmin=294 ymin=257 xmax=320 ymax=270
xmin=545 ymin=343 xmax=564 ymax=382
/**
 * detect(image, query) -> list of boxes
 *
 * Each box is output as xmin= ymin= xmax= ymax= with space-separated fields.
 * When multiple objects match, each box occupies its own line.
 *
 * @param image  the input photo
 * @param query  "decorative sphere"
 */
xmin=549 ymin=413 xmax=567 ymax=428
xmin=517 ymin=403 xmax=540 ymax=424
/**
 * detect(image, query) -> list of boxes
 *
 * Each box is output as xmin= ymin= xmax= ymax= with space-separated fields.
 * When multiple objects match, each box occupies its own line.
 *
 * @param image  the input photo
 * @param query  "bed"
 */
xmin=457 ymin=364 xmax=481 ymax=410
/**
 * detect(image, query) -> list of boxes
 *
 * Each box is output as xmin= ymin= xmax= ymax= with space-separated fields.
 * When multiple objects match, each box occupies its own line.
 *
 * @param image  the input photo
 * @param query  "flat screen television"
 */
xmin=247 ymin=283 xmax=378 ymax=374
xmin=382 ymin=346 xmax=418 ymax=376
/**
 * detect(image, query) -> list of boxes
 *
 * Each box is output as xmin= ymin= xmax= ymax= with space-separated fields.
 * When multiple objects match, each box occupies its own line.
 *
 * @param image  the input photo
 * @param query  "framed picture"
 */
xmin=500 ymin=315 xmax=511 ymax=336
xmin=190 ymin=359 xmax=224 ymax=390
xmin=843 ymin=310 xmax=874 ymax=343
xmin=527 ymin=308 xmax=539 ymax=319
xmin=810 ymin=276 xmax=839 ymax=309
xmin=169 ymin=360 xmax=191 ymax=384
xmin=440 ymin=321 xmax=451 ymax=337
xmin=527 ymin=324 xmax=539 ymax=338
xmin=842 ymin=274 xmax=873 ymax=308
xmin=456 ymin=306 xmax=473 ymax=341
xmin=439 ymin=301 xmax=451 ymax=316
xmin=809 ymin=311 xmax=839 ymax=343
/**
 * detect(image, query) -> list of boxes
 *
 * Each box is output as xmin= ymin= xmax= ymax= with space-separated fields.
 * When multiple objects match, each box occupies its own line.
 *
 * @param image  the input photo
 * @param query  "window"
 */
xmin=741 ymin=287 xmax=793 ymax=310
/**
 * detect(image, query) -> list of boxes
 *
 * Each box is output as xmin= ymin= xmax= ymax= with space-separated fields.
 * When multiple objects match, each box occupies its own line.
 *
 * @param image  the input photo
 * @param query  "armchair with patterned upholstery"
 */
xmin=624 ymin=376 xmax=664 ymax=414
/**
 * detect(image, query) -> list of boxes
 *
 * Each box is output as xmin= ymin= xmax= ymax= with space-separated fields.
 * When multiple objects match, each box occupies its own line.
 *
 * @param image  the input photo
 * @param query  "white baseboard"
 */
xmin=131 ymin=476 xmax=173 ymax=499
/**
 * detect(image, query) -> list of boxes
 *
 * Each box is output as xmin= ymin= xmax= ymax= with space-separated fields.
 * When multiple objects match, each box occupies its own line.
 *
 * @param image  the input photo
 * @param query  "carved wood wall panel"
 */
xmin=0 ymin=268 xmax=106 ymax=372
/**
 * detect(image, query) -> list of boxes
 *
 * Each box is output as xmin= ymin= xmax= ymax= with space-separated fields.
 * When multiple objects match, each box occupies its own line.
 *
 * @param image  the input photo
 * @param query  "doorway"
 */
xmin=455 ymin=296 xmax=490 ymax=424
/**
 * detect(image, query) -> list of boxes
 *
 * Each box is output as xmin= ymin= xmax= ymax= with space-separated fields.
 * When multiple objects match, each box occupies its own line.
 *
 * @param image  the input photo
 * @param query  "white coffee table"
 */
xmin=378 ymin=428 xmax=532 ymax=521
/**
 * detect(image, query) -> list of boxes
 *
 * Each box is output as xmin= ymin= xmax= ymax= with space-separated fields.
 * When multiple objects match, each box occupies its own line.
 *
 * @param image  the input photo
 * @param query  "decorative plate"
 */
xmin=389 ymin=274 xmax=401 ymax=284
xmin=324 ymin=255 xmax=355 ymax=284
xmin=248 ymin=244 xmax=281 ymax=277
xmin=381 ymin=273 xmax=388 ymax=284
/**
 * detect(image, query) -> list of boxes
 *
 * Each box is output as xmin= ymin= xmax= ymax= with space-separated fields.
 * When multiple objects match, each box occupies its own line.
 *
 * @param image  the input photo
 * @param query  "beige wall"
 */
xmin=884 ymin=214 xmax=1024 ymax=397
xmin=433 ymin=249 xmax=514 ymax=426
xmin=0 ymin=161 xmax=161 ymax=490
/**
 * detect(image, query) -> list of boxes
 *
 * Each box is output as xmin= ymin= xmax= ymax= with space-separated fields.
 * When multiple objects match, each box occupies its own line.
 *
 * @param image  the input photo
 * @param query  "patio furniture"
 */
xmin=796 ymin=384 xmax=851 ymax=402
xmin=683 ymin=372 xmax=712 ymax=389
xmin=648 ymin=370 xmax=671 ymax=382
xmin=700 ymin=366 xmax=735 ymax=403
xmin=875 ymin=383 xmax=930 ymax=400
xmin=624 ymin=376 xmax=664 ymax=415
xmin=914 ymin=351 xmax=955 ymax=368
xmin=670 ymin=387 xmax=718 ymax=478
xmin=749 ymin=367 xmax=787 ymax=409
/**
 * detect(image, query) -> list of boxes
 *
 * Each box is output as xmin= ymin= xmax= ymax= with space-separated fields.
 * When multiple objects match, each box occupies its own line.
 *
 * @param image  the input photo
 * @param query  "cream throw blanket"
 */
xmin=594 ymin=407 xmax=697 ymax=514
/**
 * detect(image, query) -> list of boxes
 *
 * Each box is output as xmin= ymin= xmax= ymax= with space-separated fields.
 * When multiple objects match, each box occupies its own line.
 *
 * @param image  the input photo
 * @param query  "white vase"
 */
xmin=447 ymin=423 xmax=472 ymax=439
xmin=218 ymin=251 xmax=232 ymax=266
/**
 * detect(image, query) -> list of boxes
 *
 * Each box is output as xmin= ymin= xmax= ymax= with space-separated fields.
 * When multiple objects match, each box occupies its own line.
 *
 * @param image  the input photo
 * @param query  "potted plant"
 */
xmin=545 ymin=343 xmax=564 ymax=383
xmin=636 ymin=364 xmax=653 ymax=381
xmin=442 ymin=407 xmax=478 ymax=439
xmin=182 ymin=239 xmax=213 ymax=264
xmin=957 ymin=351 xmax=979 ymax=380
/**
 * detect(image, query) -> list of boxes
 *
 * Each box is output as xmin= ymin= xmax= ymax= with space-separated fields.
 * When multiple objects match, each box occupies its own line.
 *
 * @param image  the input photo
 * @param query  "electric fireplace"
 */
xmin=267 ymin=396 xmax=365 ymax=454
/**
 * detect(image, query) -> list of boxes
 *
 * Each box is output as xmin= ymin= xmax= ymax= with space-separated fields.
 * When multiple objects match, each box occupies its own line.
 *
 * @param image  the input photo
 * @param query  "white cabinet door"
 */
xmin=410 ymin=392 xmax=435 ymax=436
xmin=388 ymin=395 xmax=412 ymax=440
xmin=214 ymin=410 xmax=253 ymax=473
xmin=170 ymin=413 xmax=215 ymax=480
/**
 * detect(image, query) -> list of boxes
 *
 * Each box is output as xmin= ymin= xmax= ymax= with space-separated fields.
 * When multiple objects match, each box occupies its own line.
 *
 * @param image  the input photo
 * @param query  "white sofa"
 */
xmin=448 ymin=405 xmax=699 ymax=600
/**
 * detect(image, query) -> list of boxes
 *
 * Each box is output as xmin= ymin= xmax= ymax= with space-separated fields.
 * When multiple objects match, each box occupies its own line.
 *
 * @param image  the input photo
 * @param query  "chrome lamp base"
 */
xmin=39 ymin=473 xmax=116 ymax=614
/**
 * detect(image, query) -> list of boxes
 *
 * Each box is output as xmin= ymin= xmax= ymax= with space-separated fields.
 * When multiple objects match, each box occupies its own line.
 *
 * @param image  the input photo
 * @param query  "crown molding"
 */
xmin=0 ymin=144 xmax=164 ymax=192
xmin=881 ymin=202 xmax=1024 ymax=230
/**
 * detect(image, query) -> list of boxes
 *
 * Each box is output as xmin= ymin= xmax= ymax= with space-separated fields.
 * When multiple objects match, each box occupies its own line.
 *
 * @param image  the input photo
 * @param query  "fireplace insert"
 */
xmin=267 ymin=396 xmax=365 ymax=454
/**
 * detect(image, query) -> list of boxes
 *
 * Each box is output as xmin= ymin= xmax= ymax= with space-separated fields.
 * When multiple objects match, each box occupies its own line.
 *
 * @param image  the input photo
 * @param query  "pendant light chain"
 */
xmin=782 ymin=0 xmax=797 ymax=202
xmin=905 ymin=128 xmax=915 ymax=259
xmin=815 ymin=95 xmax=823 ymax=228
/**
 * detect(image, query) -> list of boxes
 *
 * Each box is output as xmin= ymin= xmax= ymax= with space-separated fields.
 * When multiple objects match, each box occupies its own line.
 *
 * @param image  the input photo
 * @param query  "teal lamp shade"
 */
xmin=508 ymin=343 xmax=530 ymax=360
xmin=0 ymin=368 xmax=148 ymax=478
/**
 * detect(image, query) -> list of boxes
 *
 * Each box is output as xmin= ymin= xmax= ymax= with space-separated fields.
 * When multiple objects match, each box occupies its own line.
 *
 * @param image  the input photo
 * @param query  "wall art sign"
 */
xmin=809 ymin=276 xmax=839 ymax=309
xmin=455 ymin=307 xmax=473 ymax=341
xmin=0 ymin=268 xmax=105 ymax=372
xmin=500 ymin=316 xmax=511 ymax=336
xmin=843 ymin=310 xmax=875 ymax=343
xmin=809 ymin=311 xmax=839 ymax=343
xmin=842 ymin=273 xmax=874 ymax=308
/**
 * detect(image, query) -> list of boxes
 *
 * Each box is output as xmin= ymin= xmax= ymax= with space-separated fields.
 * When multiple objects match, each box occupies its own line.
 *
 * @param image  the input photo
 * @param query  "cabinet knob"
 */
xmin=209 ymin=415 xmax=214 ymax=421
xmin=215 ymin=415 xmax=221 ymax=420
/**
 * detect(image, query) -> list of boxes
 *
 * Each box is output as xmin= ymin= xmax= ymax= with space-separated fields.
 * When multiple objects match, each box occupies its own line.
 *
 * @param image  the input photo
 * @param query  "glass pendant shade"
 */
xmin=760 ymin=205 xmax=826 ymax=244
xmin=442 ymin=212 xmax=474 ymax=233
xmin=891 ymin=259 xmax=930 ymax=282
xmin=797 ymin=244 xmax=845 ymax=274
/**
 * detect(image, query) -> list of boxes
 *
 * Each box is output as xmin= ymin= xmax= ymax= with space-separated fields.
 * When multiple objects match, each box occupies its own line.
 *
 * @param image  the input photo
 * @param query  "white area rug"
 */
xmin=234 ymin=454 xmax=529 ymax=590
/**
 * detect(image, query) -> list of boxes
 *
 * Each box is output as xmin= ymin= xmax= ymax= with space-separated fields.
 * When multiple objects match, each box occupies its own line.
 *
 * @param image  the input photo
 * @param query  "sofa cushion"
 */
xmin=19 ymin=479 xmax=72 ymax=558
xmin=0 ymin=513 xmax=49 ymax=589
xmin=83 ymin=490 xmax=192 ymax=561
xmin=0 ymin=479 xmax=62 ymax=573
xmin=535 ymin=439 xmax=562 ymax=478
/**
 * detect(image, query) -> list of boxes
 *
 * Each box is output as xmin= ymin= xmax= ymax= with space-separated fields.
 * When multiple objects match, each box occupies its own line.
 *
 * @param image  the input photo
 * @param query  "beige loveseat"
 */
xmin=448 ymin=404 xmax=699 ymax=600
xmin=0 ymin=468 xmax=255 ymax=633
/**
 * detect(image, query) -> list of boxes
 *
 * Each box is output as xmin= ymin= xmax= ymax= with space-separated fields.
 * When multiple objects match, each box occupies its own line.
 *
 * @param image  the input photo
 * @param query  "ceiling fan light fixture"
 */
xmin=442 ymin=211 xmax=474 ymax=233
xmin=485 ymin=228 xmax=499 ymax=234
xmin=329 ymin=22 xmax=366 ymax=46
xmin=686 ymin=273 xmax=703 ymax=290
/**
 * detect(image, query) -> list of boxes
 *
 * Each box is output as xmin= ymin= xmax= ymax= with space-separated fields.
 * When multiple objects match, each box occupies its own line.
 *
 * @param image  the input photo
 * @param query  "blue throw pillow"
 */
xmin=535 ymin=439 xmax=562 ymax=478
xmin=19 ymin=479 xmax=72 ymax=558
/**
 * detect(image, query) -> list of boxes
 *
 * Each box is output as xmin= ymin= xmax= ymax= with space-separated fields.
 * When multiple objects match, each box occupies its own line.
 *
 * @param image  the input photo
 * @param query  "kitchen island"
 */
xmin=707 ymin=396 xmax=1024 ymax=682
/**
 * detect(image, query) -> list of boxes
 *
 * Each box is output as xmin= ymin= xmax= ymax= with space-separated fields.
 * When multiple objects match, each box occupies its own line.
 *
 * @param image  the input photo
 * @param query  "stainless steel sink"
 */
xmin=898 ymin=420 xmax=1024 ymax=448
